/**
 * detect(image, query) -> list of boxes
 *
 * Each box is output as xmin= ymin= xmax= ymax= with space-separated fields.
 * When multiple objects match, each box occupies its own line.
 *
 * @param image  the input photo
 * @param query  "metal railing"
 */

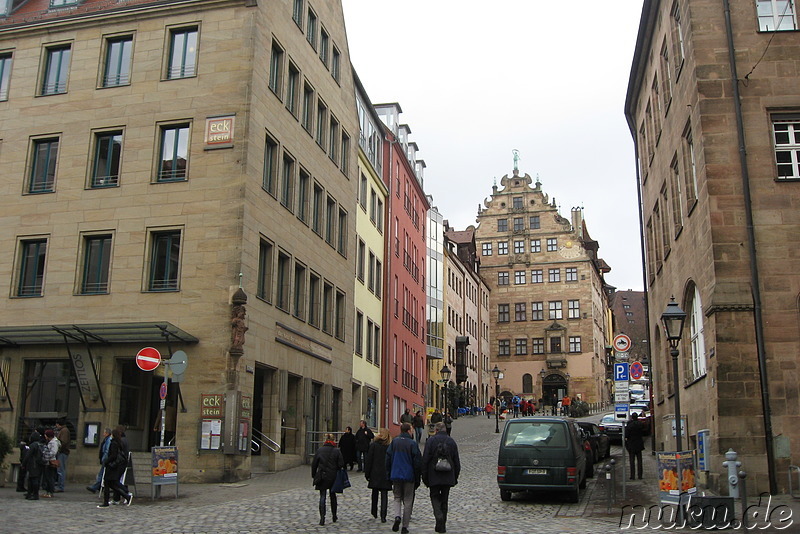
xmin=251 ymin=427 xmax=281 ymax=454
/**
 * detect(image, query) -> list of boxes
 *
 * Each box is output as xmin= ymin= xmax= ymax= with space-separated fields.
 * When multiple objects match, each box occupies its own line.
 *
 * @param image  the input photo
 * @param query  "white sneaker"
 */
xmin=126 ymin=493 xmax=133 ymax=506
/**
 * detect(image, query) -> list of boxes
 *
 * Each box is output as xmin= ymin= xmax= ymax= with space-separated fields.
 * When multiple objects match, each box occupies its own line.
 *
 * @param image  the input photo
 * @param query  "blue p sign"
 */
xmin=614 ymin=362 xmax=629 ymax=382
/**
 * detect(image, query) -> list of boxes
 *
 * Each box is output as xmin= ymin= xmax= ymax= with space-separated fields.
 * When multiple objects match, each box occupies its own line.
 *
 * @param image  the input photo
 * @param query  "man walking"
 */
xmin=422 ymin=422 xmax=461 ymax=533
xmin=386 ymin=422 xmax=421 ymax=534
xmin=55 ymin=419 xmax=71 ymax=492
xmin=354 ymin=420 xmax=374 ymax=472
xmin=625 ymin=413 xmax=645 ymax=480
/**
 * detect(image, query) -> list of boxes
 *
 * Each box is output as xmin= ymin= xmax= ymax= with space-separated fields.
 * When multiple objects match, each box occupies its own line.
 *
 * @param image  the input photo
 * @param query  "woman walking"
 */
xmin=311 ymin=433 xmax=344 ymax=526
xmin=97 ymin=428 xmax=133 ymax=508
xmin=364 ymin=428 xmax=392 ymax=522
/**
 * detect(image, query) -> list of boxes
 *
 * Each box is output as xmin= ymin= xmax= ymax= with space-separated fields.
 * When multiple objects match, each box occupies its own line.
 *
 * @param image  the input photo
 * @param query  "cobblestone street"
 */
xmin=0 ymin=415 xmax=653 ymax=533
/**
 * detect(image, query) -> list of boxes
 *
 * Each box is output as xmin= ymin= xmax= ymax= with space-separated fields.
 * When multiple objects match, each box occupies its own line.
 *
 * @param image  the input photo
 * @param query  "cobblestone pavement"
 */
xmin=2 ymin=415 xmax=796 ymax=533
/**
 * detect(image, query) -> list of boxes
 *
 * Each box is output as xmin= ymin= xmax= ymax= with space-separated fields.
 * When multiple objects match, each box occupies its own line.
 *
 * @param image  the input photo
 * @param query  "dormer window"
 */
xmin=50 ymin=0 xmax=79 ymax=7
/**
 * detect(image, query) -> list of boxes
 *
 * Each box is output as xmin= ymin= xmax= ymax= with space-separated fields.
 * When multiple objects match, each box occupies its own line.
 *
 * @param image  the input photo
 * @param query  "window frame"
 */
xmin=16 ymin=238 xmax=48 ymax=297
xmin=90 ymin=129 xmax=123 ymax=188
xmin=40 ymin=43 xmax=71 ymax=95
xmin=156 ymin=122 xmax=191 ymax=182
xmin=165 ymin=25 xmax=199 ymax=80
xmin=147 ymin=229 xmax=182 ymax=292
xmin=28 ymin=136 xmax=60 ymax=194
xmin=757 ymin=0 xmax=798 ymax=31
xmin=101 ymin=34 xmax=133 ymax=88
xmin=80 ymin=233 xmax=112 ymax=295
xmin=0 ymin=51 xmax=11 ymax=101
xmin=772 ymin=113 xmax=800 ymax=180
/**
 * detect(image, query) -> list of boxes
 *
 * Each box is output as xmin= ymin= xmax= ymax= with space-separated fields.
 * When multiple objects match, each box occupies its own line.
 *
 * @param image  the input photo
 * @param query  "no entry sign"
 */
xmin=136 ymin=347 xmax=162 ymax=372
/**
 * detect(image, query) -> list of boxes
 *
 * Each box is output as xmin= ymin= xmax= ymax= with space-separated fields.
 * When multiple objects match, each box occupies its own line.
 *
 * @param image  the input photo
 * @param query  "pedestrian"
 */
xmin=113 ymin=425 xmax=131 ymax=504
xmin=98 ymin=427 xmax=133 ymax=508
xmin=512 ymin=396 xmax=520 ymax=418
xmin=485 ymin=402 xmax=493 ymax=419
xmin=16 ymin=437 xmax=29 ymax=493
xmin=54 ymin=419 xmax=71 ymax=492
xmin=550 ymin=393 xmax=558 ymax=416
xmin=625 ymin=413 xmax=645 ymax=480
xmin=364 ymin=428 xmax=392 ymax=522
xmin=400 ymin=409 xmax=413 ymax=426
xmin=412 ymin=411 xmax=425 ymax=444
xmin=385 ymin=422 xmax=421 ymax=534
xmin=421 ymin=421 xmax=461 ymax=533
xmin=519 ymin=399 xmax=527 ymax=417
xmin=21 ymin=430 xmax=44 ymax=500
xmin=354 ymin=420 xmax=374 ymax=472
xmin=562 ymin=395 xmax=572 ymax=416
xmin=87 ymin=427 xmax=112 ymax=494
xmin=41 ymin=428 xmax=59 ymax=498
xmin=443 ymin=412 xmax=453 ymax=436
xmin=430 ymin=409 xmax=443 ymax=425
xmin=311 ymin=433 xmax=344 ymax=525
xmin=338 ymin=426 xmax=357 ymax=470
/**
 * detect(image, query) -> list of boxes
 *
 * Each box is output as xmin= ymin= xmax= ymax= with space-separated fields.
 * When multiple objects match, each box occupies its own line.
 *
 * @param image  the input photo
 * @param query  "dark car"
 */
xmin=598 ymin=413 xmax=624 ymax=444
xmin=577 ymin=421 xmax=611 ymax=463
xmin=497 ymin=417 xmax=587 ymax=503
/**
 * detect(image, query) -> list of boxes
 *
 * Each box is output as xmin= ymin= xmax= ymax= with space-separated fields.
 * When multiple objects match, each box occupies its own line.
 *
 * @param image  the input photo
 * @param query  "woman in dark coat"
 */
xmin=98 ymin=428 xmax=132 ymax=508
xmin=22 ymin=431 xmax=44 ymax=500
xmin=338 ymin=426 xmax=357 ymax=470
xmin=363 ymin=428 xmax=392 ymax=522
xmin=422 ymin=422 xmax=461 ymax=533
xmin=311 ymin=433 xmax=344 ymax=526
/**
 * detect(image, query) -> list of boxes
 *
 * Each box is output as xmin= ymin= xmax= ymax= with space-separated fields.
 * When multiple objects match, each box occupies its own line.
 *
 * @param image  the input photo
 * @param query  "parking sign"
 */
xmin=614 ymin=362 xmax=629 ymax=381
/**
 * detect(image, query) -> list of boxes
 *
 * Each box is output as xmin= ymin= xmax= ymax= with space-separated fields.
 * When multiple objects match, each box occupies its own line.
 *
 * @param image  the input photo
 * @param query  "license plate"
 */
xmin=526 ymin=468 xmax=547 ymax=475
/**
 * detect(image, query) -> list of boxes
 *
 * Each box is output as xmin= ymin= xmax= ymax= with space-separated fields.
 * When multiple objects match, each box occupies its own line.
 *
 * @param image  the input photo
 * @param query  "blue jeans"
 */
xmin=414 ymin=427 xmax=423 ymax=443
xmin=56 ymin=452 xmax=68 ymax=490
xmin=356 ymin=450 xmax=366 ymax=471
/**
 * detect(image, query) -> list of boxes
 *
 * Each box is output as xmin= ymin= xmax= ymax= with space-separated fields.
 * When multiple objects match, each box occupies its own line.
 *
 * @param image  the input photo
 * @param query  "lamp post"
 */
xmin=440 ymin=365 xmax=452 ymax=418
xmin=661 ymin=296 xmax=687 ymax=451
xmin=492 ymin=365 xmax=502 ymax=433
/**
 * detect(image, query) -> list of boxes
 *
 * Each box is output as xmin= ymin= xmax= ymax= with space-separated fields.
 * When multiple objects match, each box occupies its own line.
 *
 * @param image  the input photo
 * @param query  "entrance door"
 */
xmin=542 ymin=374 xmax=567 ymax=412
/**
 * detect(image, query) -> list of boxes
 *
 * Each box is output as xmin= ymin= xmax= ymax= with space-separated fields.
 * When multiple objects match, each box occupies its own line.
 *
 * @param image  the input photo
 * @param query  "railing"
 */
xmin=306 ymin=430 xmax=346 ymax=459
xmin=251 ymin=427 xmax=281 ymax=454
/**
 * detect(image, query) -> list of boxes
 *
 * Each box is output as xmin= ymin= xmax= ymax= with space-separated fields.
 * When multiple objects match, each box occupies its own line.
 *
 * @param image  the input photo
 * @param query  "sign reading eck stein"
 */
xmin=204 ymin=115 xmax=235 ymax=149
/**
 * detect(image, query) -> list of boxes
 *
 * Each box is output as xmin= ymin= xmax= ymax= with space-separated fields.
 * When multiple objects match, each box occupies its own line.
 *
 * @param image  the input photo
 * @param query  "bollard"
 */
xmin=604 ymin=463 xmax=615 ymax=514
xmin=722 ymin=449 xmax=741 ymax=498
xmin=738 ymin=470 xmax=748 ymax=529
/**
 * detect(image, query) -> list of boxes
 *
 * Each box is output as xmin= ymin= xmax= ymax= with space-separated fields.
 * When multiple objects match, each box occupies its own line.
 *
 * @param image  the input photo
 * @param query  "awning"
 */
xmin=0 ymin=322 xmax=199 ymax=347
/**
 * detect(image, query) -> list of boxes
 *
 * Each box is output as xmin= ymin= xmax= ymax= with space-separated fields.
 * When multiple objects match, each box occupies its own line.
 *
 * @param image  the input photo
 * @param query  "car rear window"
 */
xmin=504 ymin=422 xmax=568 ymax=448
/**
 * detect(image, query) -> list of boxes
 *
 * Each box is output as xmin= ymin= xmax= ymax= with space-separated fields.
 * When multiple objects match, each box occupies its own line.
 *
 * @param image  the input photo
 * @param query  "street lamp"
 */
xmin=492 ymin=365 xmax=502 ymax=433
xmin=661 ymin=296 xmax=687 ymax=451
xmin=440 ymin=365 xmax=452 ymax=417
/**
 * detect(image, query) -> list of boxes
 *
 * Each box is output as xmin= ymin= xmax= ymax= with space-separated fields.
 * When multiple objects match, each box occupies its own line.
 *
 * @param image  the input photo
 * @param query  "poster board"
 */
xmin=658 ymin=449 xmax=697 ymax=505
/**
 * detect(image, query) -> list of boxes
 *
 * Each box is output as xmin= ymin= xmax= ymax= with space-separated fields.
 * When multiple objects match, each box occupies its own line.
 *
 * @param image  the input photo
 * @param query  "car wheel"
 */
xmin=500 ymin=489 xmax=512 ymax=502
xmin=585 ymin=455 xmax=594 ymax=479
xmin=568 ymin=485 xmax=580 ymax=503
xmin=579 ymin=468 xmax=588 ymax=489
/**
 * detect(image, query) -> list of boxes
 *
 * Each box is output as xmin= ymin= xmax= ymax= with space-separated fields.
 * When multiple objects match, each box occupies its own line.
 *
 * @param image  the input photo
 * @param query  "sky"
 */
xmin=342 ymin=1 xmax=647 ymax=292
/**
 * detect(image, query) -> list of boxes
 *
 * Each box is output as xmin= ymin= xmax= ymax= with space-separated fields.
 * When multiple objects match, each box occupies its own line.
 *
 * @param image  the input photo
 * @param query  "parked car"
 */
xmin=575 ymin=424 xmax=595 ymax=479
xmin=629 ymin=401 xmax=652 ymax=435
xmin=598 ymin=413 xmax=624 ymax=444
xmin=497 ymin=416 xmax=588 ymax=503
xmin=577 ymin=421 xmax=611 ymax=463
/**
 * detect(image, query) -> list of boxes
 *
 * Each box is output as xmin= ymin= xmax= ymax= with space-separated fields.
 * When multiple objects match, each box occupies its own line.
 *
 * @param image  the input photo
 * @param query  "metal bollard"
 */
xmin=603 ymin=463 xmax=614 ymax=514
xmin=739 ymin=470 xmax=748 ymax=529
xmin=722 ymin=449 xmax=741 ymax=498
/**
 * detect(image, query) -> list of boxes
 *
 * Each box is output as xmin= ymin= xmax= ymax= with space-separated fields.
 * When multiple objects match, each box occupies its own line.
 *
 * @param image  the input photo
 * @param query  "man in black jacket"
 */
xmin=354 ymin=420 xmax=374 ymax=472
xmin=421 ymin=422 xmax=461 ymax=533
xmin=625 ymin=413 xmax=646 ymax=480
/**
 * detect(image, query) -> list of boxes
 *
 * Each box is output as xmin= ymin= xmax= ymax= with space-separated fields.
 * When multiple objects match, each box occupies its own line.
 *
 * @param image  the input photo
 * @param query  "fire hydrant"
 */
xmin=722 ymin=449 xmax=741 ymax=498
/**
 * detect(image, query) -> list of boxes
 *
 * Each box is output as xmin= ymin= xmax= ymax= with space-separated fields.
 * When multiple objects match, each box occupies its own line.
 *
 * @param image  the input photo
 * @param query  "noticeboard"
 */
xmin=152 ymin=446 xmax=178 ymax=486
xmin=657 ymin=450 xmax=697 ymax=505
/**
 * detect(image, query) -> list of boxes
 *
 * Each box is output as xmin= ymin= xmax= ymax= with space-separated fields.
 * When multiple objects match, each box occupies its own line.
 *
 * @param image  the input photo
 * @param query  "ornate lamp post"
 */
xmin=492 ymin=365 xmax=502 ymax=433
xmin=661 ymin=296 xmax=687 ymax=451
xmin=440 ymin=365 xmax=452 ymax=417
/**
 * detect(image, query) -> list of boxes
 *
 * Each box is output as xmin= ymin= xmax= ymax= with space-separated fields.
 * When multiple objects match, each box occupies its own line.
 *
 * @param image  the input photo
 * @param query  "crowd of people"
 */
xmin=16 ymin=421 xmax=134 ymax=507
xmin=313 ymin=415 xmax=461 ymax=533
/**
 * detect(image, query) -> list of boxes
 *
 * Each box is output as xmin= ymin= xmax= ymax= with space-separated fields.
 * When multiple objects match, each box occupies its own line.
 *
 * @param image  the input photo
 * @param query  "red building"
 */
xmin=375 ymin=103 xmax=429 ymax=432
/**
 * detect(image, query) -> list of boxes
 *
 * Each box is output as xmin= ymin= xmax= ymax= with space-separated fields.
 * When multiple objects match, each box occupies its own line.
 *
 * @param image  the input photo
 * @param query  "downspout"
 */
xmin=722 ymin=0 xmax=776 ymax=493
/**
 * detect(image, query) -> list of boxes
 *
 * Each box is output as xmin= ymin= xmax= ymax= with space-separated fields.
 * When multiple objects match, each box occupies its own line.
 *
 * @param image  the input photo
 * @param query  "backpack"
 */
xmin=433 ymin=442 xmax=452 ymax=472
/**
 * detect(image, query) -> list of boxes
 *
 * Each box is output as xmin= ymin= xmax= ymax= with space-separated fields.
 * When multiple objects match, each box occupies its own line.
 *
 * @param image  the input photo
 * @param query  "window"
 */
xmin=659 ymin=39 xmax=673 ymax=110
xmin=682 ymin=124 xmax=698 ymax=209
xmin=157 ymin=124 xmax=189 ymax=181
xmin=550 ymin=336 xmax=562 ymax=353
xmin=670 ymin=155 xmax=684 ymax=234
xmin=276 ymin=251 xmax=290 ymax=311
xmin=498 ymin=304 xmax=510 ymax=322
xmin=497 ymin=219 xmax=508 ymax=232
xmin=0 ymin=52 xmax=11 ymax=100
xmin=286 ymin=62 xmax=299 ymax=116
xmin=257 ymin=239 xmax=273 ymax=302
xmin=263 ymin=135 xmax=278 ymax=196
xmin=688 ymin=286 xmax=707 ymax=379
xmin=337 ymin=208 xmax=347 ymax=255
xmin=670 ymin=1 xmax=685 ymax=75
xmin=373 ymin=325 xmax=381 ymax=364
xmin=29 ymin=138 xmax=59 ymax=193
xmin=513 ymin=240 xmax=525 ymax=254
xmin=292 ymin=0 xmax=304 ymax=28
xmin=41 ymin=44 xmax=71 ymax=95
xmin=92 ymin=131 xmax=122 ymax=187
xmin=357 ymin=240 xmax=366 ymax=282
xmin=50 ymin=0 xmax=78 ymax=5
xmin=531 ymin=269 xmax=543 ymax=284
xmin=757 ymin=0 xmax=797 ymax=31
xmin=340 ymin=131 xmax=349 ymax=173
xmin=269 ymin=41 xmax=284 ymax=97
xmin=17 ymin=239 xmax=47 ymax=297
xmin=322 ymin=281 xmax=333 ymax=334
xmin=548 ymin=268 xmax=560 ymax=283
xmin=355 ymin=310 xmax=364 ymax=355
xmin=328 ymin=116 xmax=339 ymax=161
xmin=514 ymin=270 xmax=526 ymax=285
xmin=81 ymin=235 xmax=111 ymax=294
xmin=513 ymin=217 xmax=524 ymax=231
xmin=497 ymin=241 xmax=508 ymax=255
xmin=331 ymin=46 xmax=341 ymax=82
xmin=772 ymin=114 xmax=800 ymax=179
xmin=482 ymin=242 xmax=492 ymax=256
xmin=569 ymin=336 xmax=582 ymax=353
xmin=375 ymin=260 xmax=382 ymax=299
xmin=167 ymin=27 xmax=198 ymax=79
xmin=376 ymin=199 xmax=384 ymax=232
xmin=148 ymin=230 xmax=180 ymax=291
xmin=529 ymin=215 xmax=540 ymax=229
xmin=297 ymin=167 xmax=309 ymax=223
xmin=568 ymin=299 xmax=580 ymax=319
xmin=308 ymin=272 xmax=320 ymax=327
xmin=514 ymin=303 xmax=526 ymax=322
xmin=280 ymin=153 xmax=294 ymax=211
xmin=497 ymin=271 xmax=509 ymax=286
xmin=512 ymin=196 xmax=523 ymax=209
xmin=319 ymin=27 xmax=329 ymax=67
xmin=498 ymin=340 xmax=510 ymax=357
xmin=359 ymin=173 xmax=368 ymax=209
xmin=312 ymin=182 xmax=323 ymax=235
xmin=103 ymin=36 xmax=132 ymax=87
xmin=515 ymin=339 xmax=528 ymax=356
xmin=316 ymin=99 xmax=327 ymax=147
xmin=565 ymin=267 xmax=578 ymax=282
xmin=548 ymin=301 xmax=562 ymax=320
xmin=302 ymin=82 xmax=314 ymax=132
xmin=531 ymin=301 xmax=543 ymax=321
xmin=293 ymin=262 xmax=306 ymax=319
xmin=306 ymin=9 xmax=317 ymax=49
xmin=325 ymin=196 xmax=336 ymax=245
xmin=547 ymin=238 xmax=557 ymax=251
xmin=532 ymin=338 xmax=545 ymax=354
xmin=530 ymin=239 xmax=541 ymax=253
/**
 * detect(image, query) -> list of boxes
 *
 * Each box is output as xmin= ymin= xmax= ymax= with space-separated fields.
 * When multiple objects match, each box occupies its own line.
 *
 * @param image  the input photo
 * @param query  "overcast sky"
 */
xmin=342 ymin=1 xmax=646 ymax=291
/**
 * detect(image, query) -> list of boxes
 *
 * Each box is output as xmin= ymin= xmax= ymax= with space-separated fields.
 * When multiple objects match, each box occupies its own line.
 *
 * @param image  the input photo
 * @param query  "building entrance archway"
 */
xmin=542 ymin=373 xmax=567 ymax=413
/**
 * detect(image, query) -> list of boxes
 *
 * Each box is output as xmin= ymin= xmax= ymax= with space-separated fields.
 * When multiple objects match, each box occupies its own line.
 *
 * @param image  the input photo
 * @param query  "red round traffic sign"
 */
xmin=630 ymin=361 xmax=644 ymax=380
xmin=613 ymin=334 xmax=632 ymax=352
xmin=136 ymin=347 xmax=162 ymax=371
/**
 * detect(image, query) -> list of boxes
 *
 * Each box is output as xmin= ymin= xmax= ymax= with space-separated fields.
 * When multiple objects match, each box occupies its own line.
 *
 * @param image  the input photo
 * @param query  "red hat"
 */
xmin=44 ymin=429 xmax=55 ymax=438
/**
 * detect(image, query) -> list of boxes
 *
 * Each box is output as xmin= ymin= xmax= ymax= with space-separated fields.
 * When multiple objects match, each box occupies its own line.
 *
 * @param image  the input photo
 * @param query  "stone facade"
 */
xmin=625 ymin=0 xmax=800 ymax=494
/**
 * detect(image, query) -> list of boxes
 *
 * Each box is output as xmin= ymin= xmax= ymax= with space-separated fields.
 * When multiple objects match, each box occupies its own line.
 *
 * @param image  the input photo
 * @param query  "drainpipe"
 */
xmin=722 ymin=0 xmax=776 ymax=493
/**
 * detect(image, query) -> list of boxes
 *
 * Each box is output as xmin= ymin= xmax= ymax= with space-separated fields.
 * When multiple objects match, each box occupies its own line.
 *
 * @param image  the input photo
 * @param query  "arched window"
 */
xmin=522 ymin=373 xmax=533 ymax=393
xmin=687 ymin=285 xmax=706 ymax=379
